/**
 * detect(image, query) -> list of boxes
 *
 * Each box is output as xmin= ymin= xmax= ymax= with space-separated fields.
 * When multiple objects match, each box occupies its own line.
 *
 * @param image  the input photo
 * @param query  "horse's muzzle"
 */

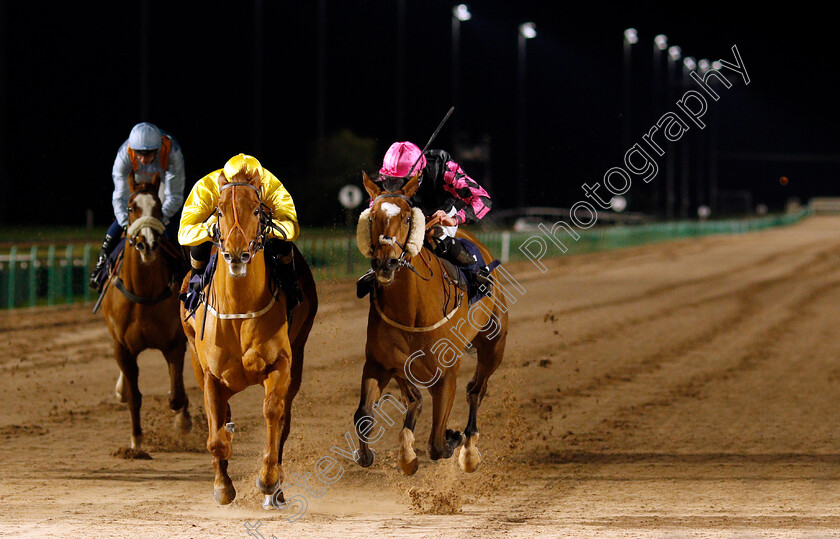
xmin=223 ymin=251 xmax=251 ymax=278
xmin=372 ymin=258 xmax=398 ymax=284
xmin=133 ymin=238 xmax=158 ymax=263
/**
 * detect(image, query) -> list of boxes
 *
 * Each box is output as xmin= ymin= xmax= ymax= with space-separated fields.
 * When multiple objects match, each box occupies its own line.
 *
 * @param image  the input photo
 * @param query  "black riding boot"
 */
xmin=189 ymin=243 xmax=213 ymax=293
xmin=88 ymin=233 xmax=121 ymax=290
xmin=266 ymin=239 xmax=302 ymax=312
xmin=434 ymin=236 xmax=477 ymax=267
xmin=435 ymin=236 xmax=493 ymax=292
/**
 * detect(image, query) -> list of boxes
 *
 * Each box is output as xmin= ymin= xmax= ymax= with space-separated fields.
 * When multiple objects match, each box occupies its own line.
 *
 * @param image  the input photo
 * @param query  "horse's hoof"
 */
xmin=130 ymin=435 xmax=143 ymax=450
xmin=458 ymin=434 xmax=481 ymax=473
xmin=174 ymin=409 xmax=192 ymax=433
xmin=256 ymin=476 xmax=280 ymax=496
xmin=354 ymin=448 xmax=375 ymax=468
xmin=445 ymin=429 xmax=464 ymax=458
xmin=214 ymin=483 xmax=236 ymax=505
xmin=398 ymin=428 xmax=419 ymax=475
xmin=262 ymin=494 xmax=275 ymax=510
xmin=399 ymin=457 xmax=419 ymax=476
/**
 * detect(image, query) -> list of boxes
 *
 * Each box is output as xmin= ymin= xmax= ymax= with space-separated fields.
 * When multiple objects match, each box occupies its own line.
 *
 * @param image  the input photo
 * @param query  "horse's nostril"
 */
xmin=137 ymin=242 xmax=146 ymax=251
xmin=223 ymin=252 xmax=232 ymax=263
xmin=241 ymin=252 xmax=251 ymax=263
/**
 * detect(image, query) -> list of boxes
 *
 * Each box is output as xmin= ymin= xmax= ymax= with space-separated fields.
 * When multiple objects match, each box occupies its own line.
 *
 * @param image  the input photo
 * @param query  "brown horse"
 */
xmin=355 ymin=172 xmax=508 ymax=475
xmin=180 ymin=170 xmax=318 ymax=507
xmin=102 ymin=173 xmax=191 ymax=455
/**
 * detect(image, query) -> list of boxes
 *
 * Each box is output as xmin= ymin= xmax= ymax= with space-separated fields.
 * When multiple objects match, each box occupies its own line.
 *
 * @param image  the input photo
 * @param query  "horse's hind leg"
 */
xmin=114 ymin=342 xmax=143 ymax=450
xmin=164 ymin=341 xmax=191 ymax=433
xmin=354 ymin=357 xmax=392 ymax=468
xmin=460 ymin=328 xmax=507 ymax=472
xmin=395 ymin=378 xmax=422 ymax=475
xmin=203 ymin=371 xmax=235 ymax=505
xmin=427 ymin=367 xmax=463 ymax=461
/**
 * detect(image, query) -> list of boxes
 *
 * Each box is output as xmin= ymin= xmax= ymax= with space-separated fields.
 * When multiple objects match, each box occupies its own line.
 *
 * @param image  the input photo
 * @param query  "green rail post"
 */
xmin=47 ymin=245 xmax=56 ymax=306
xmin=28 ymin=246 xmax=37 ymax=307
xmin=7 ymin=246 xmax=17 ymax=309
xmin=83 ymin=244 xmax=92 ymax=303
xmin=65 ymin=244 xmax=74 ymax=304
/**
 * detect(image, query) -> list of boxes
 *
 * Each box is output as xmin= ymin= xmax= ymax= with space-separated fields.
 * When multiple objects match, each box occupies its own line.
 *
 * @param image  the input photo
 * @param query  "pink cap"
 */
xmin=379 ymin=141 xmax=426 ymax=178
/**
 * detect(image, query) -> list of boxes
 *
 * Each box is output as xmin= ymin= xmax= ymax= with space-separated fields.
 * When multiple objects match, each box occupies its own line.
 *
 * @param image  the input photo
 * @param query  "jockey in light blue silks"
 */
xmin=89 ymin=122 xmax=185 ymax=290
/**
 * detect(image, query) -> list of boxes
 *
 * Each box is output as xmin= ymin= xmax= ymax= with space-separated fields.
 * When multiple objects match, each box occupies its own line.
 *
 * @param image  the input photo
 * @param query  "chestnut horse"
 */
xmin=102 ymin=173 xmax=191 ymax=454
xmin=180 ymin=171 xmax=317 ymax=507
xmin=355 ymin=172 xmax=507 ymax=475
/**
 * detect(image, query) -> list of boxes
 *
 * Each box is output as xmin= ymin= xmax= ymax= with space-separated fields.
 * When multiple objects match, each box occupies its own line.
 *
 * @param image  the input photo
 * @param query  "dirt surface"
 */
xmin=3 ymin=216 xmax=840 ymax=538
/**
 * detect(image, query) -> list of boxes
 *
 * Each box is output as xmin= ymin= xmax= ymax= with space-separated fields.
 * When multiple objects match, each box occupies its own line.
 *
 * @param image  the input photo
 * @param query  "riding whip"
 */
xmin=405 ymin=106 xmax=455 ymax=178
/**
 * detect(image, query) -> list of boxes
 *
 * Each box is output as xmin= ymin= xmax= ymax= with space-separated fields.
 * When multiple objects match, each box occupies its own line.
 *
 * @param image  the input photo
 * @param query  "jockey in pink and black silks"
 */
xmin=357 ymin=141 xmax=493 ymax=297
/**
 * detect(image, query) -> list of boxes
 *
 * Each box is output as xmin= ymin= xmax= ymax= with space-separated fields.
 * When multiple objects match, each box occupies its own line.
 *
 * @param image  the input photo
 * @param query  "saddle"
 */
xmin=425 ymin=227 xmax=499 ymax=306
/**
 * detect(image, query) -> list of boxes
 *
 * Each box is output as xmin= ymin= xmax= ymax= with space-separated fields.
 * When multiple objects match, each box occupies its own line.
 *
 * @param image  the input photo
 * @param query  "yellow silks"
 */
xmin=178 ymin=154 xmax=299 ymax=246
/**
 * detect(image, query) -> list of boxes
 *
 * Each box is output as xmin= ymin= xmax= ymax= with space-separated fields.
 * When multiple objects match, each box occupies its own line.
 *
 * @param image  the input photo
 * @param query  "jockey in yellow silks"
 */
xmin=178 ymin=153 xmax=302 ymax=307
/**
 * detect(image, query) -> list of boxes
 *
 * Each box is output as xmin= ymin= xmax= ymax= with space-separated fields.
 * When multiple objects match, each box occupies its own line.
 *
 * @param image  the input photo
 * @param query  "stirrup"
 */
xmin=475 ymin=267 xmax=493 ymax=293
xmin=356 ymin=269 xmax=375 ymax=299
xmin=88 ymin=257 xmax=107 ymax=290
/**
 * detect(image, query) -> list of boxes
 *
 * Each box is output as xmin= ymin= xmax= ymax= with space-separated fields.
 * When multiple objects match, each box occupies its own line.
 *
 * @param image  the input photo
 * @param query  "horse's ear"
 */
xmin=402 ymin=172 xmax=421 ymax=199
xmin=127 ymin=171 xmax=138 ymax=194
xmin=218 ymin=172 xmax=228 ymax=188
xmin=248 ymin=169 xmax=262 ymax=187
xmin=363 ymin=171 xmax=381 ymax=199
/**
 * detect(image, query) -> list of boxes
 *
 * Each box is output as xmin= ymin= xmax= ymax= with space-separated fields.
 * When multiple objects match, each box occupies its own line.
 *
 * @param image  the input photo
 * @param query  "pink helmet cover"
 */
xmin=379 ymin=141 xmax=426 ymax=178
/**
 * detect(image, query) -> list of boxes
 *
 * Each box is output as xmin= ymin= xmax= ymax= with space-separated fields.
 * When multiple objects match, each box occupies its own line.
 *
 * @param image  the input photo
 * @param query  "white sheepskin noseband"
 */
xmin=357 ymin=209 xmax=373 ymax=258
xmin=127 ymin=215 xmax=165 ymax=238
xmin=356 ymin=207 xmax=426 ymax=258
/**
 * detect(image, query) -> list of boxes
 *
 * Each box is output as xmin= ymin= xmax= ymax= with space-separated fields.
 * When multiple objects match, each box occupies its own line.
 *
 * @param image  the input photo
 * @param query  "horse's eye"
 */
xmin=405 ymin=217 xmax=410 ymax=223
xmin=254 ymin=209 xmax=259 ymax=216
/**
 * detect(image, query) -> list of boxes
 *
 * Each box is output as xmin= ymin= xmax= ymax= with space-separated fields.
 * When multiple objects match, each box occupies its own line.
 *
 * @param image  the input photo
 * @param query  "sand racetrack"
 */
xmin=2 ymin=216 xmax=840 ymax=538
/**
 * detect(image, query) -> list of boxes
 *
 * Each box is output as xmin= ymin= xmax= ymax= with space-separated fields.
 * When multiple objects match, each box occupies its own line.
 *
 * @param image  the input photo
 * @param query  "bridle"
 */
xmin=369 ymin=192 xmax=430 ymax=280
xmin=212 ymin=182 xmax=282 ymax=264
xmin=126 ymin=190 xmax=165 ymax=250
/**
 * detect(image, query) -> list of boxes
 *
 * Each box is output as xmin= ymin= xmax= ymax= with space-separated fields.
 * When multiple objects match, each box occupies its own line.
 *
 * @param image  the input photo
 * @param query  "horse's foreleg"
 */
xmin=115 ymin=372 xmax=126 ymax=403
xmin=258 ymin=361 xmax=291 ymax=498
xmin=277 ymin=345 xmax=305 ymax=468
xmin=114 ymin=343 xmax=142 ymax=450
xmin=203 ymin=371 xmax=235 ymax=505
xmin=395 ymin=378 xmax=423 ymax=475
xmin=354 ymin=358 xmax=392 ymax=468
xmin=164 ymin=342 xmax=191 ymax=433
xmin=427 ymin=368 xmax=463 ymax=461
xmin=460 ymin=329 xmax=507 ymax=472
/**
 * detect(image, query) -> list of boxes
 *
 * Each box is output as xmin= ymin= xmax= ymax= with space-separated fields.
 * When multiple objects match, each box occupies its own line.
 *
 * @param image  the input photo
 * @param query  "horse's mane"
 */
xmin=378 ymin=175 xmax=407 ymax=194
xmin=133 ymin=181 xmax=158 ymax=194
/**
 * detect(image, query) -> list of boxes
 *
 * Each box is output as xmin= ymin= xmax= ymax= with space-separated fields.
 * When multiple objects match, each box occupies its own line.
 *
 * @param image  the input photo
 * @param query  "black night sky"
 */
xmin=0 ymin=1 xmax=837 ymax=227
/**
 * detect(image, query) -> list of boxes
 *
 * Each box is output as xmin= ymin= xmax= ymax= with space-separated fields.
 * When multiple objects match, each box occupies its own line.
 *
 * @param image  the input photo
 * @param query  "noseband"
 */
xmin=126 ymin=191 xmax=165 ymax=249
xmin=369 ymin=192 xmax=430 ymax=280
